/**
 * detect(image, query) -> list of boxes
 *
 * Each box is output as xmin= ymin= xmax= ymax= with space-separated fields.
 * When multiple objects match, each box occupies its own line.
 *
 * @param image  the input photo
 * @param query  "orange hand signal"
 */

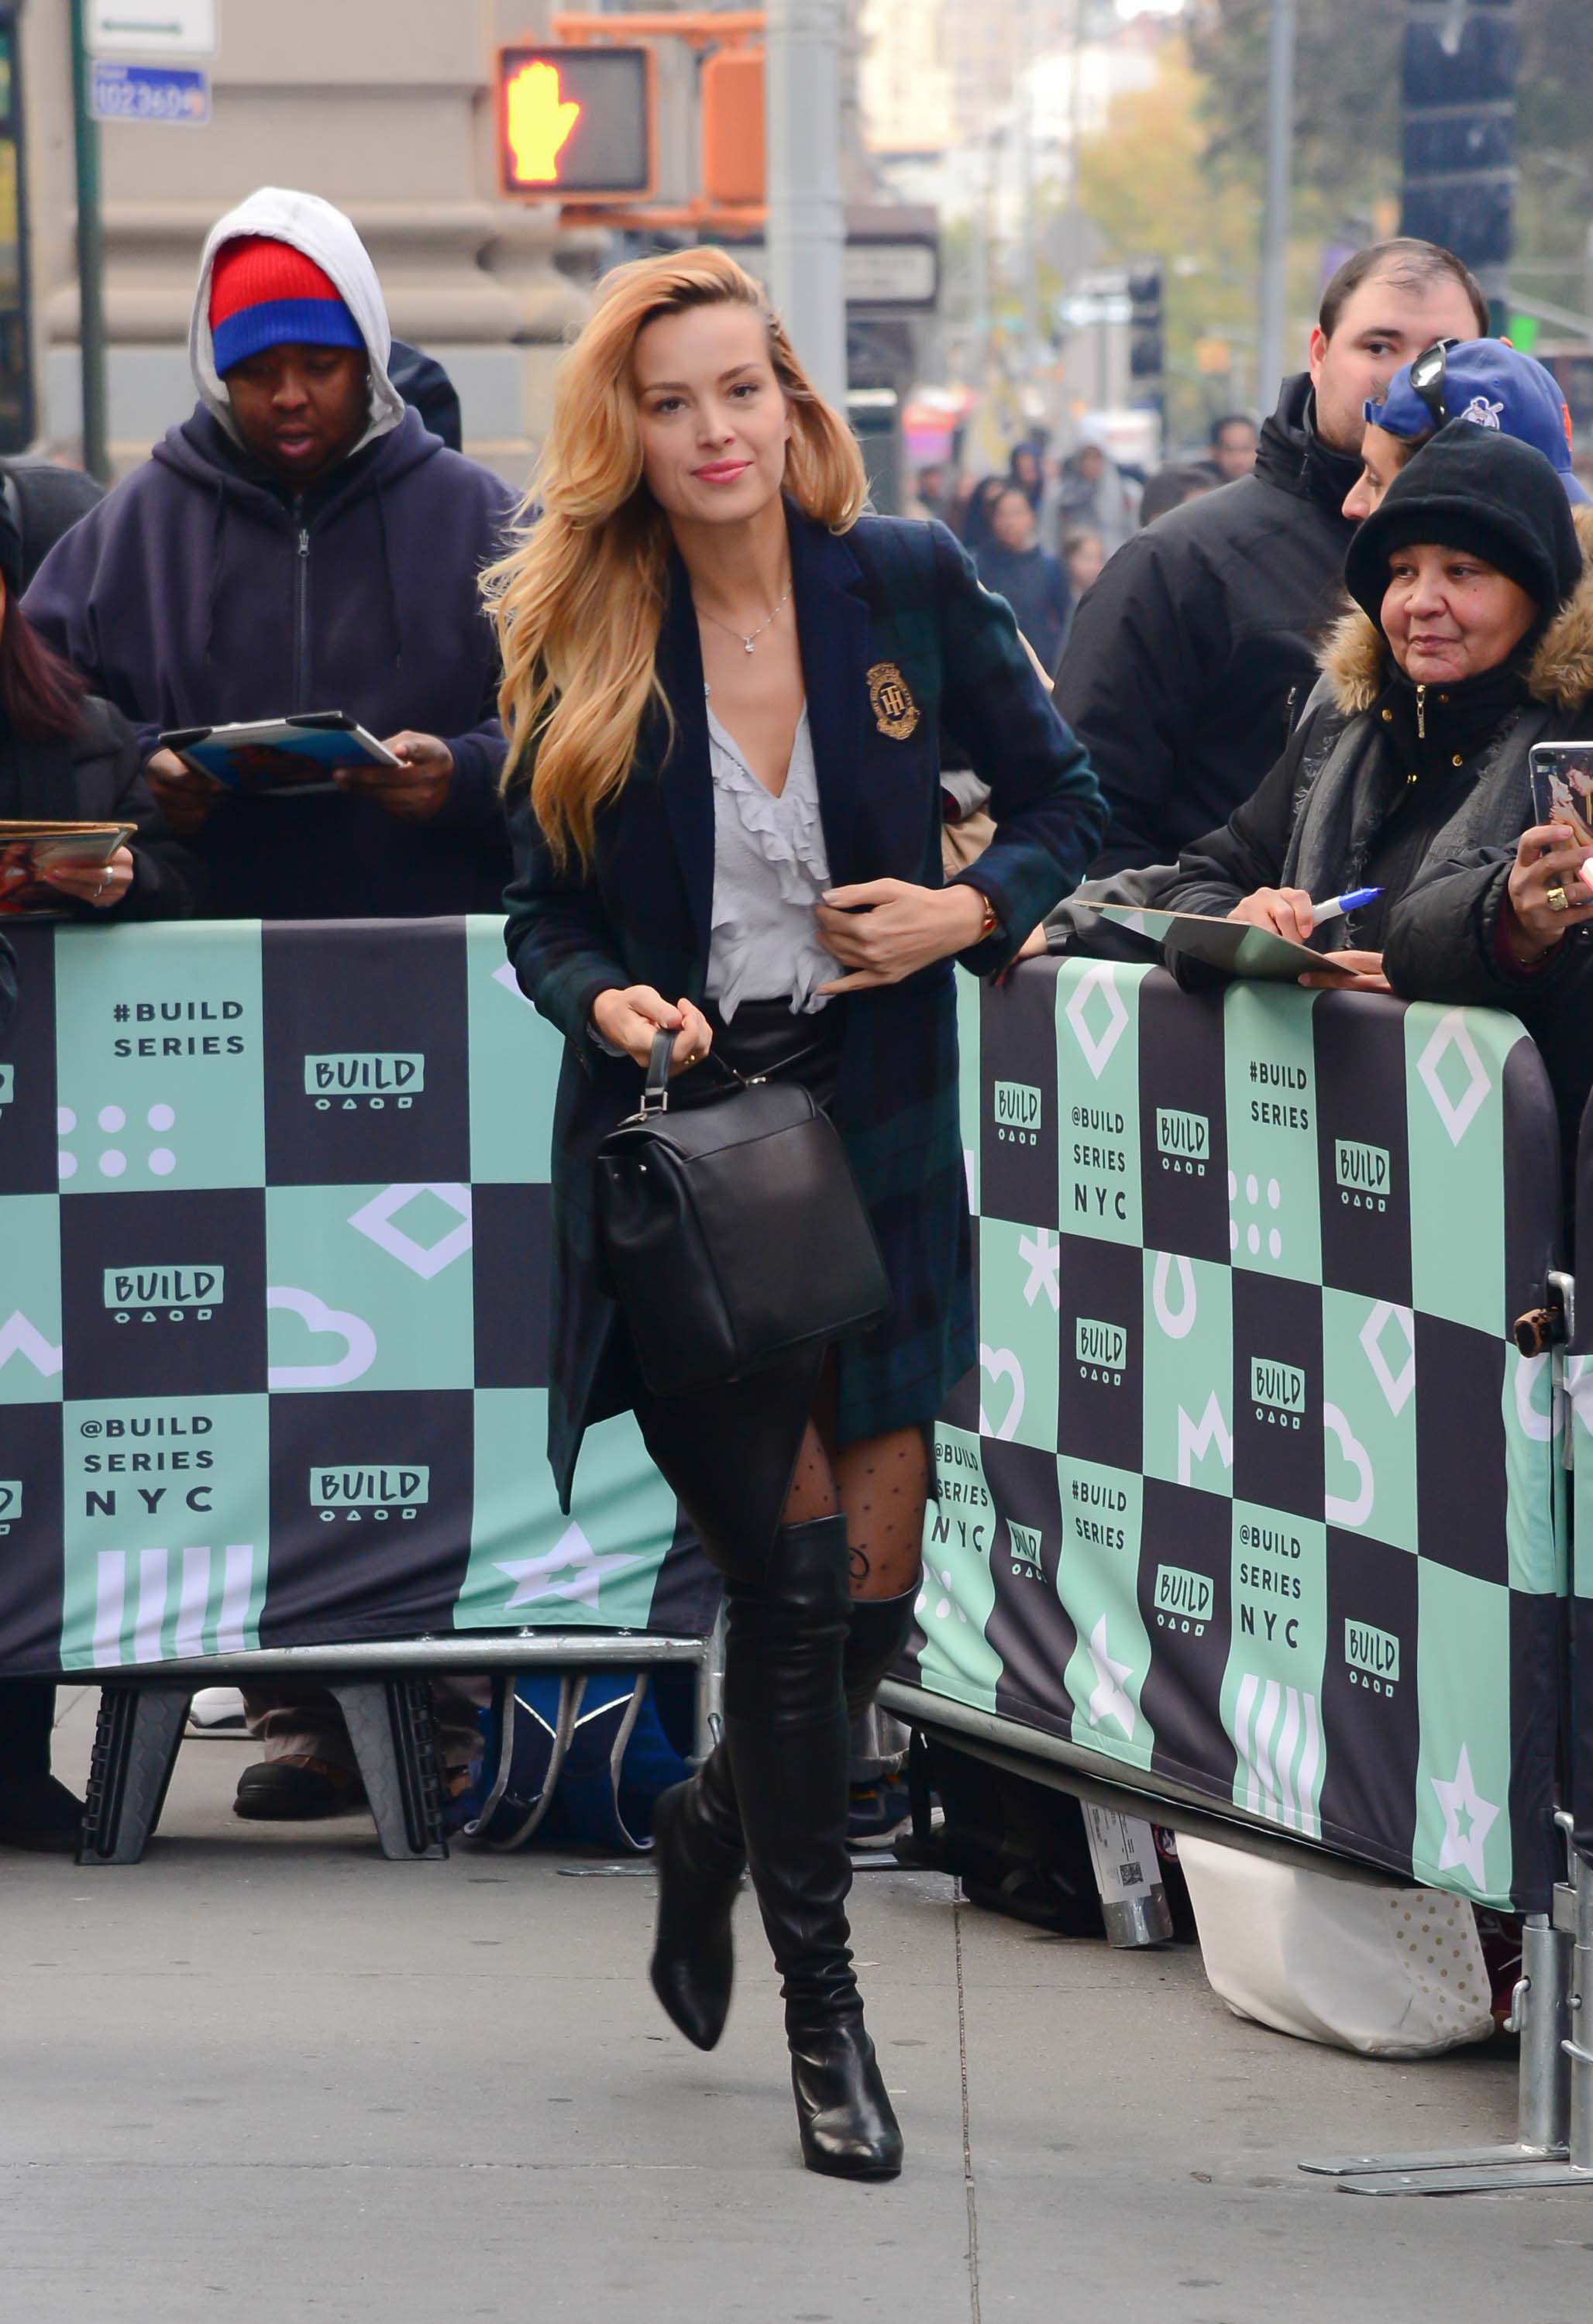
xmin=506 ymin=59 xmax=582 ymax=183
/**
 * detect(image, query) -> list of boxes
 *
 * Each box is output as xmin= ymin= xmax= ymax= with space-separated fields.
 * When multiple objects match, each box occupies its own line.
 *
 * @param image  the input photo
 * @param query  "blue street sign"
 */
xmin=88 ymin=59 xmax=210 ymax=125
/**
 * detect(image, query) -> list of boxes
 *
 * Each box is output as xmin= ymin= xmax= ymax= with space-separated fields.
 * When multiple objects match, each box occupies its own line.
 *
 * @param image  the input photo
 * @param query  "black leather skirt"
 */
xmin=632 ymin=998 xmax=845 ymax=1583
xmin=680 ymin=996 xmax=842 ymax=1112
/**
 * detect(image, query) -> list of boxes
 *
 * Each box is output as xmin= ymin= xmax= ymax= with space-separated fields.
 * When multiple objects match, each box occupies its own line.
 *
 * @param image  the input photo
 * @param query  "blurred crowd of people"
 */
xmin=907 ymin=405 xmax=1265 ymax=677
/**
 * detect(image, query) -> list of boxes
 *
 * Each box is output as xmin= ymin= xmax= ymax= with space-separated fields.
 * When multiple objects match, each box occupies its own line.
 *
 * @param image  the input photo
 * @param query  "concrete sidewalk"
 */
xmin=2 ymin=1691 xmax=1588 ymax=2323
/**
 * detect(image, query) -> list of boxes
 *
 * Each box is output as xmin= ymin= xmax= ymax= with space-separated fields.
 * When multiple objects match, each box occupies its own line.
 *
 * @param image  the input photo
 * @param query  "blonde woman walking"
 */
xmin=489 ymin=249 xmax=1103 ymax=2178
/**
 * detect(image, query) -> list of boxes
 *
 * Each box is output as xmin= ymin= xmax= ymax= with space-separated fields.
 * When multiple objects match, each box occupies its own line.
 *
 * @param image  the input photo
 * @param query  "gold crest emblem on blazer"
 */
xmin=867 ymin=661 xmax=920 ymax=741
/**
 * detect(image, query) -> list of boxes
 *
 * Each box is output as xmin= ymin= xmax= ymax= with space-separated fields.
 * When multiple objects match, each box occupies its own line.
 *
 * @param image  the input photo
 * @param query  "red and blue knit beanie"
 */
xmin=208 ymin=235 xmax=365 ymax=374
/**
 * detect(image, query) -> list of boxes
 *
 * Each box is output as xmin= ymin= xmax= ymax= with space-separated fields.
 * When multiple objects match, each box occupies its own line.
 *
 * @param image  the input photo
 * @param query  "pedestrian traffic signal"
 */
xmin=497 ymin=46 xmax=654 ymax=201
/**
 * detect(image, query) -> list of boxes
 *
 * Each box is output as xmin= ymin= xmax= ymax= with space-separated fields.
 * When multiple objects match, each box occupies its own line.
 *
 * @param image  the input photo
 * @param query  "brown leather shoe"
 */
xmin=233 ymin=1755 xmax=368 ymax=1821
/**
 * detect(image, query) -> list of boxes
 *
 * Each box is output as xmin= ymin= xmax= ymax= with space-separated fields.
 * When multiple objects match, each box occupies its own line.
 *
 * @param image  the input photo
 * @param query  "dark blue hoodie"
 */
xmin=23 ymin=404 xmax=518 ymax=920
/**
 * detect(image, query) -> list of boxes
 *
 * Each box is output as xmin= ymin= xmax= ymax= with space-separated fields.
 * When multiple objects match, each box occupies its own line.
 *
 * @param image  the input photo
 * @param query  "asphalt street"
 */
xmin=3 ymin=1690 xmax=1590 ymax=2322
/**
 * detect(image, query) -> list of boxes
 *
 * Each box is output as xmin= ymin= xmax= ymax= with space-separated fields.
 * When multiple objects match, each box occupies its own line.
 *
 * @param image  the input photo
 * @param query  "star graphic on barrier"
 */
xmin=1018 ymin=1227 xmax=1061 ymax=1312
xmin=1086 ymin=1614 xmax=1136 ymax=1741
xmin=1430 ymin=1743 xmax=1499 ymax=1889
xmin=495 ymin=1522 xmax=638 ymax=1611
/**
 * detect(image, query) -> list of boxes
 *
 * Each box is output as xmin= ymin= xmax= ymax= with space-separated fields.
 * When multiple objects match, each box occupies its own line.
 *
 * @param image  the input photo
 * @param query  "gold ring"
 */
xmin=1547 ymin=878 xmax=1569 ymax=914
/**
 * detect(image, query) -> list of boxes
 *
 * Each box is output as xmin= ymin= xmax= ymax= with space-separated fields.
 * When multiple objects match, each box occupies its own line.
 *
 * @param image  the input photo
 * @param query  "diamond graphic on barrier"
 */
xmin=0 ymin=1311 xmax=62 ymax=1379
xmin=1430 ymin=1743 xmax=1499 ymax=1889
xmin=1018 ymin=1228 xmax=1060 ymax=1313
xmin=1416 ymin=1010 xmax=1491 ymax=1147
xmin=490 ymin=961 xmax=535 ymax=1006
xmin=496 ymin=1521 xmax=638 ymax=1611
xmin=347 ymin=1183 xmax=473 ymax=1280
xmin=1063 ymin=963 xmax=1129 ymax=1081
xmin=1359 ymin=1299 xmax=1416 ymax=1416
xmin=1085 ymin=1614 xmax=1136 ymax=1740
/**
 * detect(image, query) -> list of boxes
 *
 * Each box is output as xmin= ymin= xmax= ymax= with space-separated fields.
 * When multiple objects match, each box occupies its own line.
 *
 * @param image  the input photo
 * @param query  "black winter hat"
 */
xmin=1345 ymin=418 xmax=1584 ymax=632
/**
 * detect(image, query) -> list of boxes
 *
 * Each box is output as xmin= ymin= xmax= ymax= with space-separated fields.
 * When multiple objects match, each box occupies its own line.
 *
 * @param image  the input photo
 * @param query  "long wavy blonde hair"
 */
xmin=483 ymin=246 xmax=867 ymax=871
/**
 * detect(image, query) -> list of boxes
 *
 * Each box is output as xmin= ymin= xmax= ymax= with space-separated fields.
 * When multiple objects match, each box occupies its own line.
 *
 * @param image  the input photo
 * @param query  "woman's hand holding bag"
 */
xmin=590 ymin=984 xmax=716 ymax=1072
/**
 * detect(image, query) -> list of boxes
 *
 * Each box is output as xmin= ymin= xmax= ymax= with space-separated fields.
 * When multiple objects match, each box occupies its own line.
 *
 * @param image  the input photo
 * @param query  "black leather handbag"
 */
xmin=596 ymin=1028 xmax=892 ymax=1395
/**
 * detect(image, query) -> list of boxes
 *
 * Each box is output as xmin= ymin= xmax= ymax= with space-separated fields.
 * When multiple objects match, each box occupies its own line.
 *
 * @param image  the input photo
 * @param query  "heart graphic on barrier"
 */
xmin=978 ymin=1345 xmax=1025 ymax=1440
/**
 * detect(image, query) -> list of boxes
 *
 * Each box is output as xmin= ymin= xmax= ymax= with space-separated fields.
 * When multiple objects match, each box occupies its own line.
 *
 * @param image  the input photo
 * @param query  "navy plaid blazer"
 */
xmin=504 ymin=506 xmax=1104 ymax=1508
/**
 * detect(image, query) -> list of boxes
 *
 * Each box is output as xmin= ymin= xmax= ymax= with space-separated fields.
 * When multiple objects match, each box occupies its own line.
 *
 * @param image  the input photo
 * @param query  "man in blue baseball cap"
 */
xmin=1345 ymin=337 xmax=1589 ymax=520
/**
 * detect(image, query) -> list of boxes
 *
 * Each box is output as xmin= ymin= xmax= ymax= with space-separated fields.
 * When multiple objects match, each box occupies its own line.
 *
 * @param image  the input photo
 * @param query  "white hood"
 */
xmin=188 ymin=186 xmax=406 ymax=456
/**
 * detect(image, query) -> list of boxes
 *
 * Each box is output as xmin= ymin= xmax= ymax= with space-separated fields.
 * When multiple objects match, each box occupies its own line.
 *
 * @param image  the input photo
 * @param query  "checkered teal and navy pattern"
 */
xmin=915 ymin=954 xmax=1567 ymax=1912
xmin=0 ymin=917 xmax=718 ymax=1680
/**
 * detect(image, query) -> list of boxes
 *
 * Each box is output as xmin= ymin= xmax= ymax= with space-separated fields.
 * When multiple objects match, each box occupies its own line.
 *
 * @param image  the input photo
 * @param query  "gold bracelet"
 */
xmin=972 ymin=889 xmax=998 ymax=940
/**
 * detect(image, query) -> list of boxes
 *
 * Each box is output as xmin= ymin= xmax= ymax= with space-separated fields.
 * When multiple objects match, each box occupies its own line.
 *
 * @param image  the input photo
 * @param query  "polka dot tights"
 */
xmin=783 ymin=1414 xmax=929 ymax=1601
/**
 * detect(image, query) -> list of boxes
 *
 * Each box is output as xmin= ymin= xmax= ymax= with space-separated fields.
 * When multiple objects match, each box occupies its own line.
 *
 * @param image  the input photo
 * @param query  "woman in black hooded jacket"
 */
xmin=0 ymin=486 xmax=198 ymax=923
xmin=1154 ymin=423 xmax=1592 ymax=995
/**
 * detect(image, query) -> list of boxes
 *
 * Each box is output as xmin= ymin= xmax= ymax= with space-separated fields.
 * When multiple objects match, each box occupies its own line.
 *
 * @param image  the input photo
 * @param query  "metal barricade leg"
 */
xmin=77 ymin=1684 xmax=193 ymax=1865
xmin=1519 ymin=1909 xmax=1574 ymax=2154
xmin=693 ymin=1603 xmax=725 ymax=1766
xmin=1300 ymin=1817 xmax=1592 ymax=2194
xmin=327 ymin=1679 xmax=447 ymax=1862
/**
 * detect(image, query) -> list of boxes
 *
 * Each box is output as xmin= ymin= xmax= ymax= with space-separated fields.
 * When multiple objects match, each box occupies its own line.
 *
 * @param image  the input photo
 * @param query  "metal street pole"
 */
xmin=67 ymin=0 xmax=109 ymax=481
xmin=1017 ymin=0 xmax=1038 ymax=384
xmin=1257 ymin=0 xmax=1296 ymax=415
xmin=765 ymin=0 xmax=847 ymax=409
xmin=970 ymin=137 xmax=990 ymax=383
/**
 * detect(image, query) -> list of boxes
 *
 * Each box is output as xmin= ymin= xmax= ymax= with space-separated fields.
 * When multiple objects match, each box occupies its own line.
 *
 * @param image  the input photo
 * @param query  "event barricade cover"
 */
xmin=1570 ymin=1088 xmax=1593 ymax=1860
xmin=911 ymin=957 xmax=1565 ymax=1913
xmin=0 ymin=919 xmax=718 ymax=1678
xmin=0 ymin=922 xmax=1569 ymax=1911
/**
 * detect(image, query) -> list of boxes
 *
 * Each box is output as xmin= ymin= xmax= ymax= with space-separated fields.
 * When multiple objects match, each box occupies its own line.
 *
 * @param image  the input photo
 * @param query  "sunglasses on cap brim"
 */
xmin=1406 ymin=338 xmax=1467 ymax=432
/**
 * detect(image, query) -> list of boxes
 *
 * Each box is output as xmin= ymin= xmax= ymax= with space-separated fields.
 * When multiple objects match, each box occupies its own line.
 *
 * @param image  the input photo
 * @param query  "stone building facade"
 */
xmin=20 ymin=0 xmax=594 ymax=480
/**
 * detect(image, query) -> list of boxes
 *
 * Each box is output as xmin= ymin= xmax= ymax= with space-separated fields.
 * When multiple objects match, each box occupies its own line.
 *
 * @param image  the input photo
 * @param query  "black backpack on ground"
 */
xmin=899 ymin=1728 xmax=1106 ymax=1936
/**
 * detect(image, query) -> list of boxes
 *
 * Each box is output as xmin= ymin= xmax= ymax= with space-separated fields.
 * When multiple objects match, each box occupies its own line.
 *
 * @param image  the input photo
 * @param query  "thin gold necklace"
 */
xmin=694 ymin=579 xmax=793 ymax=656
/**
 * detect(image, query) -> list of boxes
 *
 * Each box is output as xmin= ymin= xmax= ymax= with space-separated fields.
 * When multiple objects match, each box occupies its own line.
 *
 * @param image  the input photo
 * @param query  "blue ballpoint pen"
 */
xmin=1309 ymin=884 xmax=1381 ymax=930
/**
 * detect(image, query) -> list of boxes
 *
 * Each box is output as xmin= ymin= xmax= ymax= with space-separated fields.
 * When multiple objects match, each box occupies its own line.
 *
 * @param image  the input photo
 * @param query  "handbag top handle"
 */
xmin=640 ymin=1027 xmax=747 ymax=1117
xmin=643 ymin=1028 xmax=676 ymax=1116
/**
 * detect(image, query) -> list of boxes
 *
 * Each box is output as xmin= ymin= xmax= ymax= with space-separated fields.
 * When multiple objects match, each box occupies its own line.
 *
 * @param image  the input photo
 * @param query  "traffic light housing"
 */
xmin=497 ymin=46 xmax=654 ymax=201
xmin=701 ymin=48 xmax=764 ymax=208
xmin=1401 ymin=1 xmax=1517 ymax=273
xmin=1128 ymin=263 xmax=1163 ymax=383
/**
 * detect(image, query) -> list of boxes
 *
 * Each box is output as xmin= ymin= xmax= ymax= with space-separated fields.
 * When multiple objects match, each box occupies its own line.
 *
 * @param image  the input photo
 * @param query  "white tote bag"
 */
xmin=1178 ymin=1834 xmax=1495 ymax=2058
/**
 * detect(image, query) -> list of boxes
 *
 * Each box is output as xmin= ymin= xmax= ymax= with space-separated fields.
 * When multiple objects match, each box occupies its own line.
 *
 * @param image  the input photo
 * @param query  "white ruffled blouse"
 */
xmin=704 ymin=697 xmax=834 ymax=1023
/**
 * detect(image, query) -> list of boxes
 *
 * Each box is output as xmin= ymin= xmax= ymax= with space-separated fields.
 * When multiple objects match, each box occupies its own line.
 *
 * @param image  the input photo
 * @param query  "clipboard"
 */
xmin=0 ymin=819 xmax=136 ymax=916
xmin=157 ymin=711 xmax=401 ymax=798
xmin=1083 ymin=901 xmax=1333 ymax=982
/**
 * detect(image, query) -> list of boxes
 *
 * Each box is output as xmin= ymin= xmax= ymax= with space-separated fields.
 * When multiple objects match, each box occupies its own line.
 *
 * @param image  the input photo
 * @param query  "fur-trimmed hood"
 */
xmin=1319 ymin=501 xmax=1593 ymax=717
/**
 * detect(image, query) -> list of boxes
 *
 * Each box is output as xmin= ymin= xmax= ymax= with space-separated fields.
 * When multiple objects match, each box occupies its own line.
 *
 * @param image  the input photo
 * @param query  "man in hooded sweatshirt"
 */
xmin=24 ymin=185 xmax=516 ymax=922
xmin=24 ymin=189 xmax=511 ymax=1820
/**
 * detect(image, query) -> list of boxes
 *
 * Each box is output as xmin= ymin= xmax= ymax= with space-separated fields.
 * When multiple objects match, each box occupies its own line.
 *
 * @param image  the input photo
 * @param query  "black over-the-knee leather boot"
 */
xmin=650 ymin=1577 xmax=920 ymax=2052
xmin=721 ymin=1513 xmax=902 ymax=2178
